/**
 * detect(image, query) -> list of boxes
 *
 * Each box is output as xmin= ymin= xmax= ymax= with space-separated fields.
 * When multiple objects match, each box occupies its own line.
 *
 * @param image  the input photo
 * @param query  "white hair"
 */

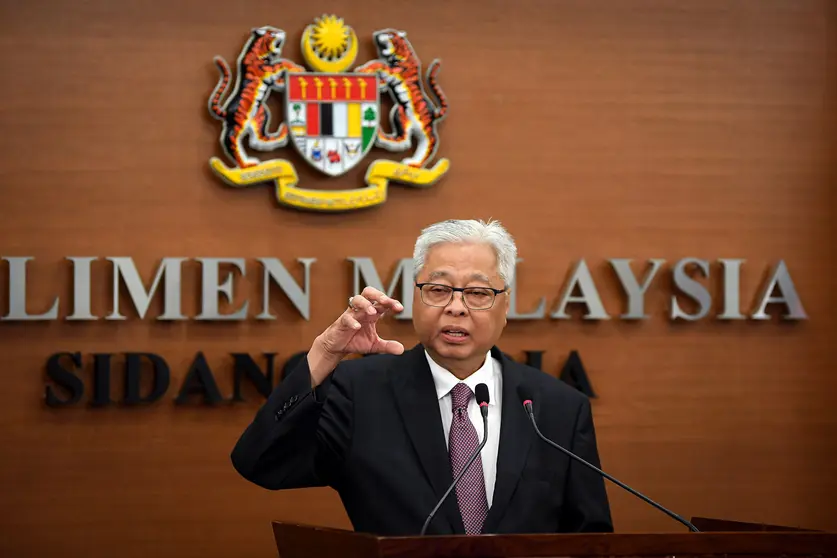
xmin=412 ymin=219 xmax=518 ymax=286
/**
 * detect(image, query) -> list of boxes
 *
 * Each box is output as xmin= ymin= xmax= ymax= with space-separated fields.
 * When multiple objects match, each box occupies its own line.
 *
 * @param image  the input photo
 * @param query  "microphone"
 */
xmin=518 ymin=385 xmax=700 ymax=533
xmin=420 ymin=383 xmax=490 ymax=536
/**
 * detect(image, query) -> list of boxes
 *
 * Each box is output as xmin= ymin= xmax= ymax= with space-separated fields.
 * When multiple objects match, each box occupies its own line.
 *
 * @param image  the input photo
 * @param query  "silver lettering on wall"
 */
xmin=508 ymin=258 xmax=546 ymax=319
xmin=718 ymin=259 xmax=745 ymax=320
xmin=348 ymin=257 xmax=414 ymax=320
xmin=67 ymin=257 xmax=96 ymax=321
xmin=751 ymin=260 xmax=807 ymax=320
xmin=551 ymin=259 xmax=609 ymax=320
xmin=195 ymin=258 xmax=247 ymax=320
xmin=0 ymin=256 xmax=809 ymax=321
xmin=671 ymin=258 xmax=712 ymax=321
xmin=256 ymin=258 xmax=316 ymax=321
xmin=2 ymin=257 xmax=59 ymax=320
xmin=610 ymin=258 xmax=665 ymax=320
xmin=107 ymin=257 xmax=187 ymax=320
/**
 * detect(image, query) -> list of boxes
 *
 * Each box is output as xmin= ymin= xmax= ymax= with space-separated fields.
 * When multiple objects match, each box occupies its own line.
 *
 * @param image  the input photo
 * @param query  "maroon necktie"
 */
xmin=448 ymin=383 xmax=489 ymax=535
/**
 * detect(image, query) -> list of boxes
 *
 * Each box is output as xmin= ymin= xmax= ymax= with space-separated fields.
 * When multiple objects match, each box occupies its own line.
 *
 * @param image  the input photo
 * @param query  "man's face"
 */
xmin=412 ymin=242 xmax=510 ymax=367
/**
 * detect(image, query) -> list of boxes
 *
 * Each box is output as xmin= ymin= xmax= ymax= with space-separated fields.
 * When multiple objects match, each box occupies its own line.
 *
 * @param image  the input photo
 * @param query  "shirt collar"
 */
xmin=425 ymin=349 xmax=497 ymax=406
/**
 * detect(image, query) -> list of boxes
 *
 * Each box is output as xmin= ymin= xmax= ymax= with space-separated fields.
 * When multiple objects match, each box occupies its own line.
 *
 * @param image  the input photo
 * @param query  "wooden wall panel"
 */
xmin=0 ymin=1 xmax=835 ymax=557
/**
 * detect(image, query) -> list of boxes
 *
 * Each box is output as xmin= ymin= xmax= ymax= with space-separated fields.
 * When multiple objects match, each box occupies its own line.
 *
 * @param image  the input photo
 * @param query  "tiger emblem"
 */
xmin=208 ymin=26 xmax=305 ymax=168
xmin=355 ymin=30 xmax=448 ymax=168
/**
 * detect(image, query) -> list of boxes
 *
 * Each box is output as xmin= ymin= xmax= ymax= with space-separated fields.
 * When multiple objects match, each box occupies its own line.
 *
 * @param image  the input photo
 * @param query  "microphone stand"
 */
xmin=524 ymin=401 xmax=699 ymax=533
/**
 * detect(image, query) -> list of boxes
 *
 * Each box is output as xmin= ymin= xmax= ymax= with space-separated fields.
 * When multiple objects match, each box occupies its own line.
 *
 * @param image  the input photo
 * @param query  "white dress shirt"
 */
xmin=425 ymin=350 xmax=503 ymax=507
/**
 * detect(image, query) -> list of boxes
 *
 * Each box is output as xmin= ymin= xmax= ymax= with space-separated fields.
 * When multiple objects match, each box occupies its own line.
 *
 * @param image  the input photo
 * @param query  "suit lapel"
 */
xmin=481 ymin=348 xmax=536 ymax=533
xmin=388 ymin=344 xmax=466 ymax=535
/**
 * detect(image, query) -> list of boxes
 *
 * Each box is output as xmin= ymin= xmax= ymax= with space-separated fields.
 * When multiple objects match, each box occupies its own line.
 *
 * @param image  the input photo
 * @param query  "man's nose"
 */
xmin=445 ymin=291 xmax=468 ymax=315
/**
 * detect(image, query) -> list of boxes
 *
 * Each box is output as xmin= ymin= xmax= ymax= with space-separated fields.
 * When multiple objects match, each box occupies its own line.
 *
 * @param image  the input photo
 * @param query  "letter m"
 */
xmin=347 ymin=257 xmax=413 ymax=320
xmin=106 ymin=257 xmax=186 ymax=320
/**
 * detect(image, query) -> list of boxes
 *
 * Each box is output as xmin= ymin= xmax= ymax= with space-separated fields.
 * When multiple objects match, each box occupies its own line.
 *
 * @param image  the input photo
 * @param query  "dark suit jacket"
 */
xmin=231 ymin=344 xmax=613 ymax=535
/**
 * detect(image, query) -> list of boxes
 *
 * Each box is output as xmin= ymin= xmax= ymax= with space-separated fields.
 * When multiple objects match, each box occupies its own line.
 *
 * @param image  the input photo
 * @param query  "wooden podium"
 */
xmin=272 ymin=519 xmax=837 ymax=558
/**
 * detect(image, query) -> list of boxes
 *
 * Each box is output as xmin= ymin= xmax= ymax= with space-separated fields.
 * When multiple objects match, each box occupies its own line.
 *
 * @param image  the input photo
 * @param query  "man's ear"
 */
xmin=503 ymin=291 xmax=510 ymax=324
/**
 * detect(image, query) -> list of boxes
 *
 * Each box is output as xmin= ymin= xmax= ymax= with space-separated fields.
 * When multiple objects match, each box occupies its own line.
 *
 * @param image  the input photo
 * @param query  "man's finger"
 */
xmin=349 ymin=295 xmax=374 ymax=313
xmin=373 ymin=294 xmax=404 ymax=313
xmin=340 ymin=312 xmax=362 ymax=330
xmin=359 ymin=287 xmax=403 ymax=310
xmin=379 ymin=339 xmax=404 ymax=355
xmin=379 ymin=295 xmax=402 ymax=311
xmin=360 ymin=286 xmax=386 ymax=302
xmin=352 ymin=294 xmax=402 ymax=318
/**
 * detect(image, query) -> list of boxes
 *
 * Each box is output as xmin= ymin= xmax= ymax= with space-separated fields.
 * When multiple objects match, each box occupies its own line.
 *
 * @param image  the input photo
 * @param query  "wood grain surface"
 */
xmin=271 ymin=522 xmax=837 ymax=558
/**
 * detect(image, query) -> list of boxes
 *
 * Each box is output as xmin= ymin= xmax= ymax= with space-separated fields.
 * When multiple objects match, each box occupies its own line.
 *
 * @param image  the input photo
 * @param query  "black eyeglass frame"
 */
xmin=415 ymin=282 xmax=508 ymax=310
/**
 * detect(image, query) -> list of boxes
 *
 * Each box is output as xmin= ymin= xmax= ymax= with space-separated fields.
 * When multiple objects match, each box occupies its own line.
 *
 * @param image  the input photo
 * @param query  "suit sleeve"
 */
xmin=230 ymin=355 xmax=353 ymax=491
xmin=559 ymin=397 xmax=614 ymax=532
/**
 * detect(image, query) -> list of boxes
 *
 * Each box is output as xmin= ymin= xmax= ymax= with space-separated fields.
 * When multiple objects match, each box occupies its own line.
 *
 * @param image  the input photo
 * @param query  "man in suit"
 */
xmin=231 ymin=219 xmax=613 ymax=536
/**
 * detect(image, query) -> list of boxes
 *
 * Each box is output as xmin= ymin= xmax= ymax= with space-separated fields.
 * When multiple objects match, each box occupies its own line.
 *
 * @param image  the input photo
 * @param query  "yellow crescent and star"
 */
xmin=301 ymin=14 xmax=358 ymax=73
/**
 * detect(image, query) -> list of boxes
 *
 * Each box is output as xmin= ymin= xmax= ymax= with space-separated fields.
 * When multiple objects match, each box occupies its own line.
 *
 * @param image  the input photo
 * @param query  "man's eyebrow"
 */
xmin=425 ymin=271 xmax=492 ymax=283
xmin=468 ymin=273 xmax=491 ymax=283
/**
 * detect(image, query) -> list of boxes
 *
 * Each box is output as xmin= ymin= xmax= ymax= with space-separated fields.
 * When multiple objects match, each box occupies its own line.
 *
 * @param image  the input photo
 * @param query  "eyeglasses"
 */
xmin=415 ymin=282 xmax=507 ymax=310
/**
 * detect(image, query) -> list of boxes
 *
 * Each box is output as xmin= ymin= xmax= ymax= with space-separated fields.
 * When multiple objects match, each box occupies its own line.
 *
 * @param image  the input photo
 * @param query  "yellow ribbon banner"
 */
xmin=209 ymin=157 xmax=450 ymax=212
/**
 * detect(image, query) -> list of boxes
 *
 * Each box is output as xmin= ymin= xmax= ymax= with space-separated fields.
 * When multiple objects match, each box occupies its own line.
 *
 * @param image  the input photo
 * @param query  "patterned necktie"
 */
xmin=448 ymin=382 xmax=489 ymax=535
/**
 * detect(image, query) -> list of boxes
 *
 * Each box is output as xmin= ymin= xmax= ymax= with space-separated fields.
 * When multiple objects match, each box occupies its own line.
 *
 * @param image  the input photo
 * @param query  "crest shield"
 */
xmin=286 ymin=73 xmax=380 ymax=176
xmin=208 ymin=15 xmax=450 ymax=212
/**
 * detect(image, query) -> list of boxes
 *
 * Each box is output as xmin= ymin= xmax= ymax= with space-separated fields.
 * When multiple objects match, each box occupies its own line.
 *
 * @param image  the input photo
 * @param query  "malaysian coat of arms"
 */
xmin=207 ymin=15 xmax=450 ymax=212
